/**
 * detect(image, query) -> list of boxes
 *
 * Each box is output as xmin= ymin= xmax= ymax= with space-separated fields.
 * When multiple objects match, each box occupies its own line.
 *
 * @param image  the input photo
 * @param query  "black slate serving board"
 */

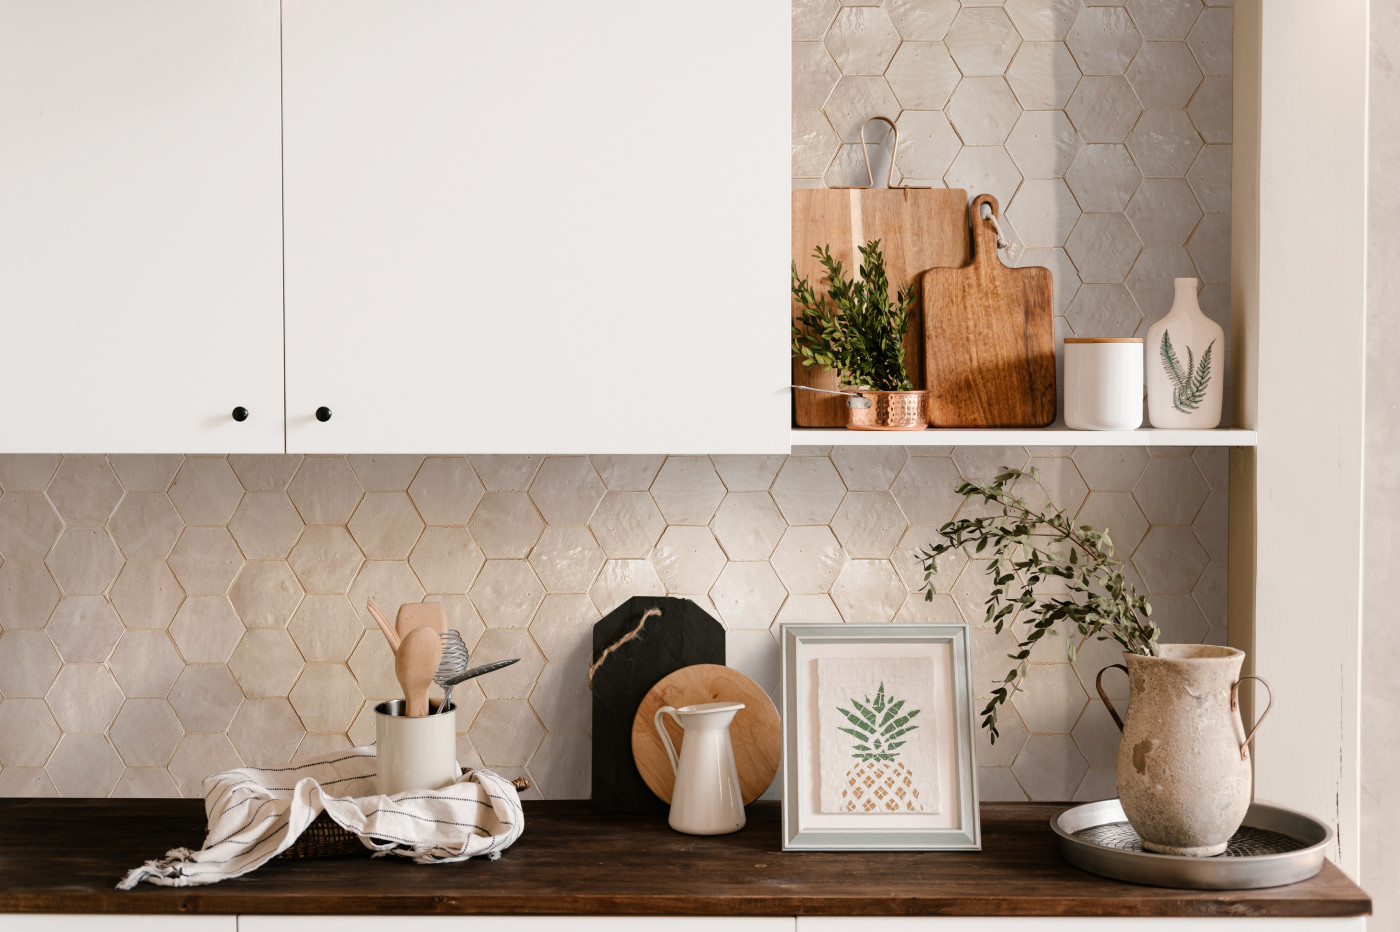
xmin=590 ymin=596 xmax=725 ymax=812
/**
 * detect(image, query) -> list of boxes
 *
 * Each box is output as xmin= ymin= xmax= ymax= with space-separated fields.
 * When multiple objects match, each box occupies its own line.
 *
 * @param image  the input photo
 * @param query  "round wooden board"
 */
xmin=631 ymin=663 xmax=781 ymax=806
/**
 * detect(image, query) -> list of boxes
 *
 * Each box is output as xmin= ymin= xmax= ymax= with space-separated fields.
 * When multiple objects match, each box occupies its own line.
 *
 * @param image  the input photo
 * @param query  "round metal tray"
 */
xmin=1052 ymin=799 xmax=1333 ymax=890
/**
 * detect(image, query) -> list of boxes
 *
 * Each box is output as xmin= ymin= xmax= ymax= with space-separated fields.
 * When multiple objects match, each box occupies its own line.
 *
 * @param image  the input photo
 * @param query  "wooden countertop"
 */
xmin=0 ymin=799 xmax=1369 ymax=918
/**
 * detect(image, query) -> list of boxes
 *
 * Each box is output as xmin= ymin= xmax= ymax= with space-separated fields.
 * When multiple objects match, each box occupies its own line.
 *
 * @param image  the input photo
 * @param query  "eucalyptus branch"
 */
xmin=916 ymin=467 xmax=1159 ymax=742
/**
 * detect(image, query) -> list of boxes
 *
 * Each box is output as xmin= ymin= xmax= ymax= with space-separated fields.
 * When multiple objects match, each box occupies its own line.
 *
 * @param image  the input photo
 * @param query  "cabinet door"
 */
xmin=242 ymin=918 xmax=794 ymax=932
xmin=282 ymin=0 xmax=789 ymax=454
xmin=0 ymin=916 xmax=235 ymax=932
xmin=0 ymin=0 xmax=285 ymax=453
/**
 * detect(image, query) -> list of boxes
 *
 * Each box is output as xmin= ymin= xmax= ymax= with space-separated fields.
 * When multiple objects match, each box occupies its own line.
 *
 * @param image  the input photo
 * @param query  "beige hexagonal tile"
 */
xmin=473 ymin=627 xmax=545 ymax=699
xmin=1012 ymin=662 xmax=1088 ymax=733
xmin=1126 ymin=110 xmax=1202 ymax=179
xmin=1187 ymin=145 xmax=1231 ymax=215
xmin=830 ymin=560 xmax=905 ymax=624
xmin=1066 ymin=6 xmax=1141 ymax=74
xmin=288 ymin=594 xmax=362 ymax=663
xmin=168 ymin=734 xmax=241 ymax=796
xmin=1193 ymin=446 xmax=1228 ymax=492
xmin=1126 ymin=178 xmax=1203 ymax=249
xmin=1192 ymin=558 xmax=1227 ymax=630
xmin=891 ymin=457 xmax=963 ymax=525
xmin=588 ymin=455 xmax=665 ymax=492
xmin=108 ymin=629 xmax=183 ymax=698
xmin=468 ymin=492 xmax=544 ymax=559
xmin=589 ymin=491 xmax=665 ymax=559
xmin=168 ymin=527 xmax=244 ymax=595
xmin=1188 ymin=74 xmax=1232 ymax=145
xmin=1073 ymin=447 xmax=1148 ymax=491
xmin=109 ymin=699 xmax=183 ymax=767
xmin=407 ymin=456 xmax=485 ymax=523
xmin=0 ymin=629 xmax=61 ymax=697
xmin=895 ymin=110 xmax=961 ymax=183
xmin=107 ymin=492 xmax=182 ymax=562
xmin=0 ymin=454 xmax=60 ymax=490
xmin=946 ymin=77 xmax=1022 ymax=146
xmin=793 ymin=41 xmax=839 ymax=112
xmin=294 ymin=733 xmax=353 ymax=762
xmin=1133 ymin=525 xmax=1208 ymax=594
xmin=1126 ymin=40 xmax=1202 ymax=109
xmin=649 ymin=526 xmax=727 ymax=594
xmin=0 ymin=767 xmax=58 ymax=796
xmin=289 ymin=664 xmax=362 ymax=733
xmin=467 ymin=455 xmax=539 ymax=492
xmin=651 ymin=457 xmax=728 ymax=526
xmin=772 ymin=593 xmax=844 ymax=629
xmin=346 ymin=492 xmax=423 ymax=560
xmin=1192 ymin=491 xmax=1227 ymax=563
xmin=823 ymin=75 xmax=901 ymax=144
xmin=771 ymin=458 xmax=846 ymax=526
xmin=1006 ymin=41 xmax=1082 ymax=111
xmin=111 ymin=767 xmax=181 ymax=797
xmin=945 ymin=146 xmax=1023 ymax=204
xmin=529 ymin=732 xmax=590 ymax=799
xmin=529 ymin=594 xmax=599 ymax=665
xmin=1076 ymin=491 xmax=1149 ymax=556
xmin=1071 ymin=633 xmax=1132 ymax=703
xmin=47 ymin=733 xmax=123 ymax=796
xmin=950 ymin=559 xmax=1004 ymax=627
xmin=1071 ymin=698 xmax=1124 ymax=770
xmin=979 ymin=767 xmax=1028 ymax=801
xmin=1126 ymin=247 xmax=1197 ymax=318
xmin=0 ymin=699 xmax=61 ymax=765
xmin=471 ymin=561 xmax=545 ymax=628
xmin=884 ymin=42 xmax=959 ymax=112
xmin=529 ymin=458 xmax=606 ymax=527
xmin=893 ymin=524 xmax=965 ymax=591
xmin=168 ymin=457 xmax=243 ymax=526
xmin=1127 ymin=0 xmax=1201 ymax=40
xmin=1007 ymin=0 xmax=1083 ymax=40
xmin=47 ymin=456 xmax=123 ymax=526
xmin=1149 ymin=591 xmax=1210 ymax=645
xmin=1073 ymin=766 xmax=1117 ymax=801
xmin=229 ymin=698 xmax=304 ymax=767
xmin=228 ymin=627 xmax=304 ymax=698
xmin=47 ymin=663 xmax=124 ymax=732
xmin=1187 ymin=7 xmax=1231 ymax=74
xmin=1187 ymin=213 xmax=1230 ymax=285
xmin=976 ymin=701 xmax=1029 ymax=766
xmin=228 ymin=563 xmax=303 ymax=630
xmin=1134 ymin=456 xmax=1209 ymax=525
xmin=528 ymin=526 xmax=605 ymax=594
xmin=710 ymin=493 xmax=787 ymax=563
xmin=0 ymin=561 xmax=60 ymax=628
xmin=447 ymin=679 xmax=487 ymax=730
xmin=288 ymin=526 xmax=364 ymax=595
xmin=170 ymin=595 xmax=245 ymax=663
xmin=228 ymin=454 xmax=302 ymax=491
xmin=346 ymin=632 xmax=399 ymax=702
xmin=969 ymin=621 xmax=1022 ymax=701
xmin=471 ymin=698 xmax=544 ymax=766
xmin=110 ymin=561 xmax=183 ymax=630
xmin=727 ymin=628 xmax=781 ymax=695
xmin=1015 ymin=456 xmax=1090 ymax=515
xmin=706 ymin=456 xmax=781 ymax=493
xmin=1013 ymin=733 xmax=1089 ymax=799
xmin=406 ymin=526 xmax=484 ymax=594
xmin=824 ymin=6 xmax=900 ymax=74
xmin=1008 ymin=179 xmax=1080 ymax=250
xmin=0 ymin=492 xmax=62 ymax=560
xmin=1066 ymin=283 xmax=1142 ymax=338
xmin=228 ymin=492 xmax=303 ymax=561
xmin=947 ymin=6 xmax=1021 ymax=74
xmin=1066 ymin=75 xmax=1142 ymax=143
xmin=1005 ymin=112 xmax=1081 ymax=184
xmin=1066 ymin=212 xmax=1142 ymax=284
xmin=347 ymin=454 xmax=422 ymax=492
xmin=829 ymin=492 xmax=907 ymax=559
xmin=288 ymin=457 xmax=364 ymax=526
xmin=47 ymin=528 xmax=123 ymax=596
xmin=1066 ymin=146 xmax=1141 ymax=214
xmin=825 ymin=139 xmax=891 ymax=189
xmin=46 ymin=595 xmax=122 ymax=663
xmin=770 ymin=526 xmax=846 ymax=596
xmin=348 ymin=561 xmax=425 ymax=629
xmin=590 ymin=559 xmax=667 ymax=616
xmin=885 ymin=0 xmax=958 ymax=40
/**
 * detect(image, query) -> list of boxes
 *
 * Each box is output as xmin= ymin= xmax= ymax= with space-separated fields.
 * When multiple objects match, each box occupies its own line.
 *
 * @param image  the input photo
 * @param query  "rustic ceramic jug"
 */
xmin=654 ymin=701 xmax=746 ymax=836
xmin=1097 ymin=645 xmax=1273 ymax=856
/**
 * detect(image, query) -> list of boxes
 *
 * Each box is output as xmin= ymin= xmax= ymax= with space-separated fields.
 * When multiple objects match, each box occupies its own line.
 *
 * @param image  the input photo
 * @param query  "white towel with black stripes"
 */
xmin=117 ymin=746 xmax=524 ymax=889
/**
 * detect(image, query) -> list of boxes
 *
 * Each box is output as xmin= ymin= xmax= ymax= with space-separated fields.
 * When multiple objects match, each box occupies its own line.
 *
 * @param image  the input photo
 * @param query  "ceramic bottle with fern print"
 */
xmin=1146 ymin=278 xmax=1224 ymax=428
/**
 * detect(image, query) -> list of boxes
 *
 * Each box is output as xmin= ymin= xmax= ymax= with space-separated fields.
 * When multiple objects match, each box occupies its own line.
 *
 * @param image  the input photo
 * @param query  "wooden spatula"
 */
xmin=396 ymin=602 xmax=447 ymax=641
xmin=395 ymin=625 xmax=442 ymax=718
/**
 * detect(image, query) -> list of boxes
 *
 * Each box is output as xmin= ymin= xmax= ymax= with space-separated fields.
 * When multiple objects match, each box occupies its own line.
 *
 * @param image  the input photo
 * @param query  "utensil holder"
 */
xmin=374 ymin=698 xmax=459 ymax=796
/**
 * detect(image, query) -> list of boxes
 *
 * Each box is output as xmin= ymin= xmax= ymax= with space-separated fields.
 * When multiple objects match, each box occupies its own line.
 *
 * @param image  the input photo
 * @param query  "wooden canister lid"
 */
xmin=1064 ymin=337 xmax=1143 ymax=343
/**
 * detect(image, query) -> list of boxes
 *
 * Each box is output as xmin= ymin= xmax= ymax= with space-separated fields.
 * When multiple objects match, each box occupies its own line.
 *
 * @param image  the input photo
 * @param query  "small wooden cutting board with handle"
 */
xmin=922 ymin=193 xmax=1056 ymax=427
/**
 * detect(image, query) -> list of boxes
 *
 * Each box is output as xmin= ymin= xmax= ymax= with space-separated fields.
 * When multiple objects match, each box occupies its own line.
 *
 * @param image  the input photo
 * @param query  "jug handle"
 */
xmin=1095 ymin=664 xmax=1129 ymax=731
xmin=654 ymin=706 xmax=681 ymax=774
xmin=1231 ymin=674 xmax=1274 ymax=761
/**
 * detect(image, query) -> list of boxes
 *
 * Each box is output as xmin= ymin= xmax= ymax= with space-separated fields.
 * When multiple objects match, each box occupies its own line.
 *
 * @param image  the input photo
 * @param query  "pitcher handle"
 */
xmin=654 ymin=705 xmax=681 ymax=774
xmin=1231 ymin=674 xmax=1274 ymax=761
xmin=1095 ymin=664 xmax=1130 ymax=731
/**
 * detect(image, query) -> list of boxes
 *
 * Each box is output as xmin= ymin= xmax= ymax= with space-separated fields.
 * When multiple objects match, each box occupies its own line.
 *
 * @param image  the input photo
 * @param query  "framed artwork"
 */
xmin=780 ymin=623 xmax=980 ymax=851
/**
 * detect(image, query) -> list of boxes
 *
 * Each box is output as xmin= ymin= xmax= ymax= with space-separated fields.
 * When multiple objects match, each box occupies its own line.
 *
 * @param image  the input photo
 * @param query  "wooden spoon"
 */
xmin=366 ymin=597 xmax=401 ymax=652
xmin=395 ymin=625 xmax=442 ymax=718
xmin=396 ymin=601 xmax=447 ymax=640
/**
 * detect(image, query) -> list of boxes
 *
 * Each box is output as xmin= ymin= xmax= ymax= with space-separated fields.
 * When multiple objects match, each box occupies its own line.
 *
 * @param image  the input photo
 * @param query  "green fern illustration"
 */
xmin=1160 ymin=330 xmax=1215 ymax=413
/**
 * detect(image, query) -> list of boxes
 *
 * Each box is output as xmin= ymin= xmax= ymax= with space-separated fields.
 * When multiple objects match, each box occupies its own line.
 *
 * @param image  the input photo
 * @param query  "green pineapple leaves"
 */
xmin=791 ymin=241 xmax=915 ymax=392
xmin=837 ymin=683 xmax=921 ymax=763
xmin=1161 ymin=330 xmax=1215 ymax=413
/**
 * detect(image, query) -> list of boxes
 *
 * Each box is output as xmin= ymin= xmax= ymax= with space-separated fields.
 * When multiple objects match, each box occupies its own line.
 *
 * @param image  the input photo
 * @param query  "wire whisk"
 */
xmin=434 ymin=629 xmax=471 ymax=714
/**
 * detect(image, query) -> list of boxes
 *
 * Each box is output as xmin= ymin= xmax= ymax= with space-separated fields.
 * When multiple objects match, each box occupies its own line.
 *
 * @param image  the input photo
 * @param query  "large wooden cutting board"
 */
xmin=792 ymin=187 xmax=970 ymax=426
xmin=922 ymin=194 xmax=1056 ymax=427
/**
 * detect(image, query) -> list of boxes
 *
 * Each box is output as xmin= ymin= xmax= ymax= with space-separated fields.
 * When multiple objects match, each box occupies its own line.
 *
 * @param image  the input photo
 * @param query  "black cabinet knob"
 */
xmin=231 ymin=406 xmax=249 ymax=422
xmin=315 ymin=406 xmax=332 ymax=422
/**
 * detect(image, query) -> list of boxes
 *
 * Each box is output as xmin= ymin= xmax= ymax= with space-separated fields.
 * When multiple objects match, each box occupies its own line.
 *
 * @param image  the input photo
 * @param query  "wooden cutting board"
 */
xmin=792 ymin=187 xmax=970 ymax=426
xmin=630 ymin=664 xmax=780 ymax=806
xmin=590 ymin=597 xmax=725 ymax=813
xmin=922 ymin=193 xmax=1056 ymax=427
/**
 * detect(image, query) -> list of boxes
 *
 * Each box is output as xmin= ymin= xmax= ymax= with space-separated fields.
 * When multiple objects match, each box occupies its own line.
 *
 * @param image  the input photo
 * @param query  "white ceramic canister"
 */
xmin=1145 ymin=277 xmax=1225 ymax=429
xmin=374 ymin=699 xmax=460 ymax=796
xmin=1064 ymin=338 xmax=1144 ymax=430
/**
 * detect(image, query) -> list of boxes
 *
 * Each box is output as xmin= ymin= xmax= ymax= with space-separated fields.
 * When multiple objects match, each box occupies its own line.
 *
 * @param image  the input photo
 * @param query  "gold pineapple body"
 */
xmin=836 ymin=682 xmax=924 ymax=813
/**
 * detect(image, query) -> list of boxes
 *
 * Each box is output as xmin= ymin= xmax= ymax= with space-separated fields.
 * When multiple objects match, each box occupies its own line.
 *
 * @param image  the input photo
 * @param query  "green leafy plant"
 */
xmin=791 ymin=240 xmax=915 ymax=392
xmin=916 ymin=467 xmax=1159 ymax=742
xmin=1161 ymin=330 xmax=1215 ymax=413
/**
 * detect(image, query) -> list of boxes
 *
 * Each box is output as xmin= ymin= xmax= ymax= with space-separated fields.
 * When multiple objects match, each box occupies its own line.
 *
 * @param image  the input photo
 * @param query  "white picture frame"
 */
xmin=780 ymin=623 xmax=980 ymax=851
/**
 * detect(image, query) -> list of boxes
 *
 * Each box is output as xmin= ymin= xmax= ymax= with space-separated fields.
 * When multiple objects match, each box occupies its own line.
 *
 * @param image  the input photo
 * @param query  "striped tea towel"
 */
xmin=118 ymin=747 xmax=523 ymax=889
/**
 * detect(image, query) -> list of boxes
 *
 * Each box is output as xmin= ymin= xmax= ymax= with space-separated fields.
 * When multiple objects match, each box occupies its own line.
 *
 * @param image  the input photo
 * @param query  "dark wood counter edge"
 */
xmin=0 ymin=799 xmax=1370 ymax=918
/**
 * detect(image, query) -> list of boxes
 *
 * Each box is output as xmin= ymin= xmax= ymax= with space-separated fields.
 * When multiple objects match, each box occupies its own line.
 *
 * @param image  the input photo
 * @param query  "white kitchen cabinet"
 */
xmin=797 ymin=920 xmax=1365 ymax=931
xmin=0 ymin=0 xmax=285 ymax=453
xmin=280 ymin=0 xmax=789 ymax=454
xmin=0 ymin=917 xmax=235 ymax=932
xmin=240 ymin=918 xmax=794 ymax=932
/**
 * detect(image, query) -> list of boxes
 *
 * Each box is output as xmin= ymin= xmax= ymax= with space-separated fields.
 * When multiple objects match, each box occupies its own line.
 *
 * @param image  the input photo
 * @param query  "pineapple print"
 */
xmin=836 ymin=682 xmax=924 ymax=812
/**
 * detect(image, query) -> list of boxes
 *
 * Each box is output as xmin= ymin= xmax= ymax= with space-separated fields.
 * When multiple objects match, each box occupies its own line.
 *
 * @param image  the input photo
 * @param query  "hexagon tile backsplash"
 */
xmin=0 ymin=450 xmax=1226 ymax=802
xmin=794 ymin=0 xmax=1233 ymax=350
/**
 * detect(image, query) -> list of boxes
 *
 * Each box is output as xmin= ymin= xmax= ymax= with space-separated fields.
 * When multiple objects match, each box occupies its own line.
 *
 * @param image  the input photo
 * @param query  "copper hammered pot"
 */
xmin=846 ymin=390 xmax=930 ymax=430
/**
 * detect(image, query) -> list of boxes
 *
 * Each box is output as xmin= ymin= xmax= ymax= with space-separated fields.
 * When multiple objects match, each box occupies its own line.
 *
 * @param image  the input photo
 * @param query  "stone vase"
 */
xmin=1096 ymin=644 xmax=1273 ymax=856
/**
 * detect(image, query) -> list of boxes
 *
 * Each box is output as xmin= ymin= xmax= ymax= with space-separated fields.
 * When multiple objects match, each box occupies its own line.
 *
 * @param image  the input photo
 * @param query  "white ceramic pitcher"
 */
xmin=653 ymin=701 xmax=746 ymax=836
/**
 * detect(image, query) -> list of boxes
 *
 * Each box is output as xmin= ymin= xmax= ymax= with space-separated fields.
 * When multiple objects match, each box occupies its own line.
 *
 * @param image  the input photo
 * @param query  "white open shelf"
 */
xmin=790 ymin=427 xmax=1258 ymax=447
